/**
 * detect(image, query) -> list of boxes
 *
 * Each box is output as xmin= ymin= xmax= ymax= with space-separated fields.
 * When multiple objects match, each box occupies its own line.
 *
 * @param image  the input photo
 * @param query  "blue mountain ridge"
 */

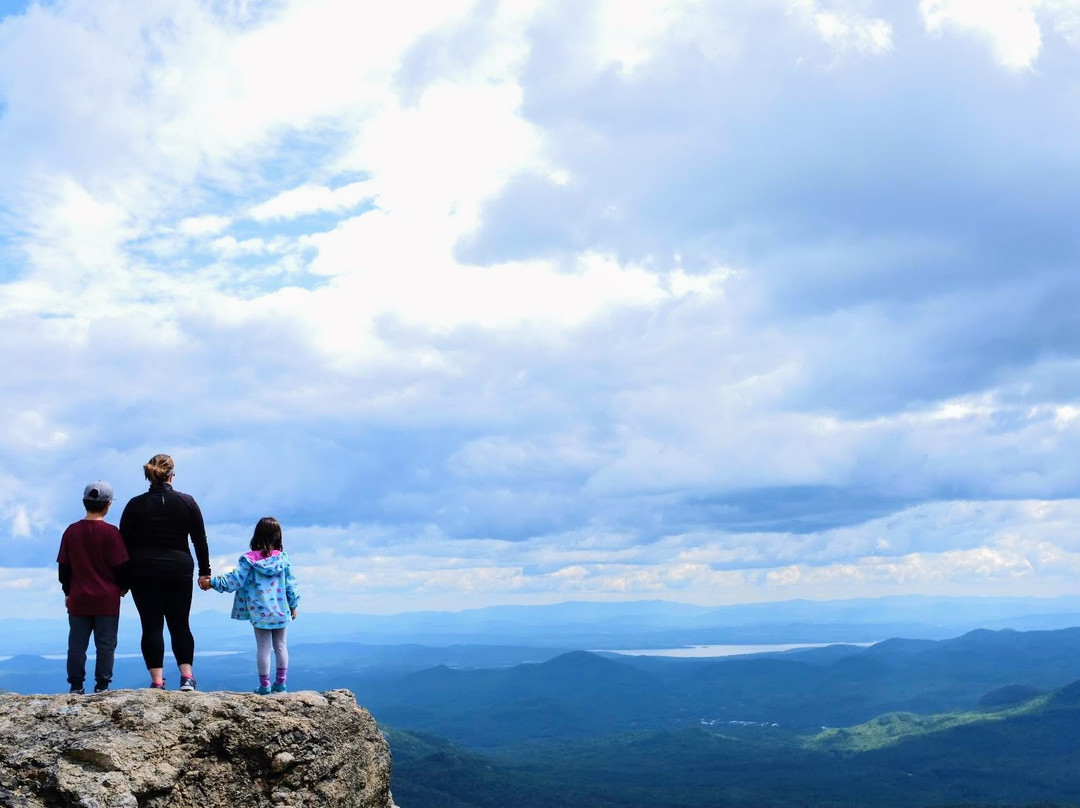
xmin=5 ymin=594 xmax=1080 ymax=654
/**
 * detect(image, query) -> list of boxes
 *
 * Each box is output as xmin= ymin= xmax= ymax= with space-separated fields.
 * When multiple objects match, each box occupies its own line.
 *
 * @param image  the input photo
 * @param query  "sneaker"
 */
xmin=93 ymin=683 xmax=109 ymax=694
xmin=271 ymin=682 xmax=288 ymax=693
xmin=69 ymin=685 xmax=85 ymax=695
xmin=254 ymin=685 xmax=271 ymax=695
xmin=178 ymin=675 xmax=197 ymax=692
xmin=150 ymin=680 xmax=166 ymax=690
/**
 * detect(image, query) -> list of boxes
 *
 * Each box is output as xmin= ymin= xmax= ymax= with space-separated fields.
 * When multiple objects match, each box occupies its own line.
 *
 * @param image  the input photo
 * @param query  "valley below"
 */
xmin=3 ymin=596 xmax=1079 ymax=807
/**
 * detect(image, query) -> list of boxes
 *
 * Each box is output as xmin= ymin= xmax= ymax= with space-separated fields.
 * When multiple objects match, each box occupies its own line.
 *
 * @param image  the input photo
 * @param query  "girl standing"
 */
xmin=205 ymin=517 xmax=300 ymax=693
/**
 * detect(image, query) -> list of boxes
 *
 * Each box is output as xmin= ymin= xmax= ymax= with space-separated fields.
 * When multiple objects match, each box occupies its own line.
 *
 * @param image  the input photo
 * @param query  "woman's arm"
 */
xmin=118 ymin=498 xmax=137 ymax=553
xmin=183 ymin=494 xmax=211 ymax=577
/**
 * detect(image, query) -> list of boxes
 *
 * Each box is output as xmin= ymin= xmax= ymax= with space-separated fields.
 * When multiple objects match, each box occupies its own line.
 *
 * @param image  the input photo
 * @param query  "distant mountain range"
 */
xmin=10 ymin=623 xmax=1079 ymax=745
xmin=4 ymin=594 xmax=1080 ymax=655
xmin=6 ymin=622 xmax=1080 ymax=733
xmin=355 ymin=626 xmax=1080 ymax=747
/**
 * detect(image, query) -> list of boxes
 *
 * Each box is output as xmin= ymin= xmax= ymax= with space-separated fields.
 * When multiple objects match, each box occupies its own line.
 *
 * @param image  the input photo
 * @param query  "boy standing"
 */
xmin=57 ymin=480 xmax=130 ymax=694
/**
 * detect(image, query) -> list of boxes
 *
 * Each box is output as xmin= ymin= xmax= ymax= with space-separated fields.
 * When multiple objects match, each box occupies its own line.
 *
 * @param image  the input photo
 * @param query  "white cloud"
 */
xmin=209 ymin=235 xmax=290 ymax=257
xmin=791 ymin=1 xmax=894 ymax=59
xmin=447 ymin=433 xmax=602 ymax=480
xmin=248 ymin=181 xmax=375 ymax=222
xmin=11 ymin=507 xmax=31 ymax=538
xmin=301 ymin=241 xmax=730 ymax=348
xmin=13 ymin=176 xmax=135 ymax=285
xmin=335 ymin=77 xmax=543 ymax=233
xmin=921 ymin=0 xmax=1042 ymax=69
xmin=0 ymin=568 xmax=57 ymax=618
xmin=1 ymin=410 xmax=69 ymax=452
xmin=178 ymin=215 xmax=232 ymax=237
xmin=814 ymin=12 xmax=893 ymax=56
xmin=253 ymin=497 xmax=1080 ymax=612
xmin=591 ymin=0 xmax=696 ymax=73
xmin=1044 ymin=0 xmax=1080 ymax=45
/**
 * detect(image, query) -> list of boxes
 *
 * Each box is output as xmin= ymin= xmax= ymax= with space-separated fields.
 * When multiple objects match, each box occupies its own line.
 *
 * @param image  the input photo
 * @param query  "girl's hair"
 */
xmin=144 ymin=454 xmax=175 ymax=484
xmin=250 ymin=516 xmax=283 ymax=557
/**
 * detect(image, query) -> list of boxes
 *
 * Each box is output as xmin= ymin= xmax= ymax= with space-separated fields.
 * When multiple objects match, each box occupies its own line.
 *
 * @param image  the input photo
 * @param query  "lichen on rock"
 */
xmin=0 ymin=688 xmax=393 ymax=808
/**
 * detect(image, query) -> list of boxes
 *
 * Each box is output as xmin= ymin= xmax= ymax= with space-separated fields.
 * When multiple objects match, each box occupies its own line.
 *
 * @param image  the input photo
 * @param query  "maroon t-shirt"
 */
xmin=56 ymin=520 xmax=129 ymax=616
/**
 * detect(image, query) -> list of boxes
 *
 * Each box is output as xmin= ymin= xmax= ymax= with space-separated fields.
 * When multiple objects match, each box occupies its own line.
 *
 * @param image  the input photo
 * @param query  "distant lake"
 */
xmin=597 ymin=642 xmax=875 ymax=658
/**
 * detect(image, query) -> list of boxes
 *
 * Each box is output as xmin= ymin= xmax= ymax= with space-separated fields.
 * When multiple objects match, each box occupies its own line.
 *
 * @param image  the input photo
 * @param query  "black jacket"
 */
xmin=119 ymin=483 xmax=211 ymax=577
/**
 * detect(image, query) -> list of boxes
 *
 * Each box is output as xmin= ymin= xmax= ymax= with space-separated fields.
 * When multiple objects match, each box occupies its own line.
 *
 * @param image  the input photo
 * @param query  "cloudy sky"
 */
xmin=2 ymin=0 xmax=1080 ymax=617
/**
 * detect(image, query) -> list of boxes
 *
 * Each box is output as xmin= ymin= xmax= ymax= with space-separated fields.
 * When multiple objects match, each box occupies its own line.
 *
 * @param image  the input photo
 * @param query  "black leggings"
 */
xmin=131 ymin=575 xmax=195 ymax=668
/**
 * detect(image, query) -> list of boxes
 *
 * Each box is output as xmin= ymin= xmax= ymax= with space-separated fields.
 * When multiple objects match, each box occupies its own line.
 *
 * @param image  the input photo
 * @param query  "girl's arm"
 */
xmin=210 ymin=558 xmax=250 ymax=593
xmin=284 ymin=558 xmax=300 ymax=611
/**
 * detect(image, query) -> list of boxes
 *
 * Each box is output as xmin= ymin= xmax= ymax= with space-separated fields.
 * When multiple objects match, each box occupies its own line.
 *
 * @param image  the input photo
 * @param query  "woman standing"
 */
xmin=119 ymin=454 xmax=211 ymax=690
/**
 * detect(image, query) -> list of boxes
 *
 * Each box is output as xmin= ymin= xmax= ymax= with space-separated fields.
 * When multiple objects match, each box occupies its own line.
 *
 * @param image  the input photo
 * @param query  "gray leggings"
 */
xmin=254 ymin=627 xmax=289 ymax=676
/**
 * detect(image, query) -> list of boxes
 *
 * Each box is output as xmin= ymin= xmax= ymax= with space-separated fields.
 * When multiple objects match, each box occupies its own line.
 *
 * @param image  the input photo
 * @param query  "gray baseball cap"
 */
xmin=83 ymin=480 xmax=114 ymax=503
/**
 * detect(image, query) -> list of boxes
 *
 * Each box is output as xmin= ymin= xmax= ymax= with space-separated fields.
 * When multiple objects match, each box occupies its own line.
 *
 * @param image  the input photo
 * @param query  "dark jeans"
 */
xmin=67 ymin=614 xmax=119 ymax=687
xmin=131 ymin=574 xmax=195 ymax=668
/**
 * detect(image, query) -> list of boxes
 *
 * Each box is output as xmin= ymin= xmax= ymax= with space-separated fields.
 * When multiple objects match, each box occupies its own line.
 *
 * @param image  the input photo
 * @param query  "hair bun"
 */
xmin=143 ymin=453 xmax=175 ymax=484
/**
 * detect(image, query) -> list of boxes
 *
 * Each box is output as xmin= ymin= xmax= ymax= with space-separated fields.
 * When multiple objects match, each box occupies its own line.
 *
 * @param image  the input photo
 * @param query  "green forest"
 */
xmin=376 ymin=632 xmax=1080 ymax=808
xmin=387 ymin=682 xmax=1080 ymax=808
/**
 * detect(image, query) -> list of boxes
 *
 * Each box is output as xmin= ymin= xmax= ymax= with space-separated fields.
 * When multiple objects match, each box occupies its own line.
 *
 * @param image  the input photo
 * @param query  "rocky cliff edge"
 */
xmin=0 ymin=689 xmax=393 ymax=808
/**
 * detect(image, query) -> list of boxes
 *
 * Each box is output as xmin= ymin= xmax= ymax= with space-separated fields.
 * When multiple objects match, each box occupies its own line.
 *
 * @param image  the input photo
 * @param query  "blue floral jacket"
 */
xmin=210 ymin=550 xmax=300 ymax=629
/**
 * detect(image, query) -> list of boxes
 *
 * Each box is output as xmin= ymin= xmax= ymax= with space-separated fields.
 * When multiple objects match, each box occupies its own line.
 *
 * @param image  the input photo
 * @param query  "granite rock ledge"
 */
xmin=0 ymin=688 xmax=393 ymax=808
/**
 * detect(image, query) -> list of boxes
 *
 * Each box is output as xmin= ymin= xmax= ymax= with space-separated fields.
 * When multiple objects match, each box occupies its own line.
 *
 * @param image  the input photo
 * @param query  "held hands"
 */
xmin=197 ymin=575 xmax=212 ymax=591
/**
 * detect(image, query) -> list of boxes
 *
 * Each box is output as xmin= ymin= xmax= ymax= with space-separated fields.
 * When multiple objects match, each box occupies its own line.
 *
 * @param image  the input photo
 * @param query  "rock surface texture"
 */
xmin=0 ymin=689 xmax=393 ymax=808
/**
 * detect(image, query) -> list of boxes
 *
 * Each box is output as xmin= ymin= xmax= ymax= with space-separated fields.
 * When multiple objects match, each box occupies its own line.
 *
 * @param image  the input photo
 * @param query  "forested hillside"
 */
xmin=388 ymin=679 xmax=1080 ymax=808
